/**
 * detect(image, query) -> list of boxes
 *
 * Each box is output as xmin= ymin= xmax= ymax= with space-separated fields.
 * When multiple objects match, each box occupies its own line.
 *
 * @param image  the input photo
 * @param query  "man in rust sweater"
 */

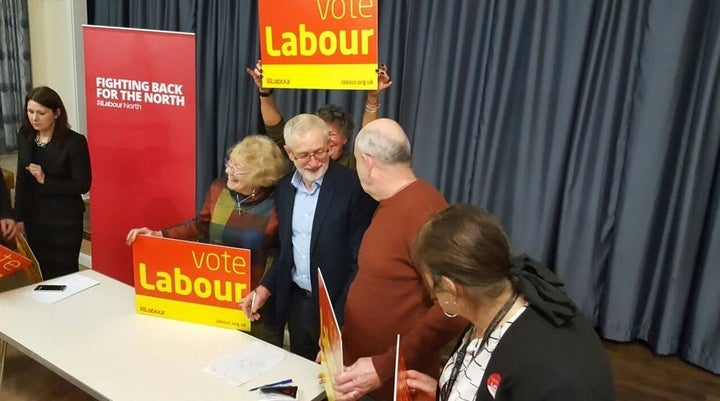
xmin=334 ymin=118 xmax=466 ymax=401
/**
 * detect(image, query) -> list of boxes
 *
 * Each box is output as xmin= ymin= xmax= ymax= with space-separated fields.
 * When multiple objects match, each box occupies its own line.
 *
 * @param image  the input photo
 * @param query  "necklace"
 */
xmin=34 ymin=135 xmax=51 ymax=148
xmin=439 ymin=291 xmax=520 ymax=401
xmin=234 ymin=190 xmax=256 ymax=213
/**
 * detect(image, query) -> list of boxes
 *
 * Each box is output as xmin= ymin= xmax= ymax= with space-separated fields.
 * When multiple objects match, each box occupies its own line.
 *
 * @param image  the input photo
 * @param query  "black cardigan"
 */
xmin=445 ymin=307 xmax=614 ymax=401
xmin=14 ymin=129 xmax=91 ymax=223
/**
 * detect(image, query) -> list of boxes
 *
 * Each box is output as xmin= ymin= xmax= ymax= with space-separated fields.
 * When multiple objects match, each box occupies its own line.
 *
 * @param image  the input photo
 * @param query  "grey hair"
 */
xmin=355 ymin=126 xmax=412 ymax=165
xmin=283 ymin=113 xmax=328 ymax=145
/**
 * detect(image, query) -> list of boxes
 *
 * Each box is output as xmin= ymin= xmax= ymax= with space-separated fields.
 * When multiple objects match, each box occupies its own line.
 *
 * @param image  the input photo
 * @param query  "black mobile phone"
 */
xmin=259 ymin=385 xmax=298 ymax=399
xmin=34 ymin=284 xmax=67 ymax=291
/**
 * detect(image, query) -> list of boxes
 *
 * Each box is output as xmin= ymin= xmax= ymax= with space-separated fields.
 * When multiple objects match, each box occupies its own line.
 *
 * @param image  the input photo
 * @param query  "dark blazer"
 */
xmin=452 ymin=307 xmax=614 ymax=401
xmin=0 ymin=177 xmax=12 ymax=219
xmin=260 ymin=161 xmax=376 ymax=326
xmin=15 ymin=130 xmax=91 ymax=224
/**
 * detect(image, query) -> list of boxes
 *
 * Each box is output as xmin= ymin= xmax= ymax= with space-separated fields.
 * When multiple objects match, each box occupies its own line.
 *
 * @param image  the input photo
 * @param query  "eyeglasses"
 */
xmin=224 ymin=159 xmax=248 ymax=176
xmin=292 ymin=148 xmax=329 ymax=163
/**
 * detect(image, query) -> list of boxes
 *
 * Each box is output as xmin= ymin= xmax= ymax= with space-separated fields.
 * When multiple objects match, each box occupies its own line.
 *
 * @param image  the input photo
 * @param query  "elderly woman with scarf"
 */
xmin=405 ymin=204 xmax=614 ymax=401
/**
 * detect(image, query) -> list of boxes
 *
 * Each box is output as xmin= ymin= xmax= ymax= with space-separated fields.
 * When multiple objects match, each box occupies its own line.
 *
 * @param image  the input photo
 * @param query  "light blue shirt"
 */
xmin=290 ymin=171 xmax=322 ymax=292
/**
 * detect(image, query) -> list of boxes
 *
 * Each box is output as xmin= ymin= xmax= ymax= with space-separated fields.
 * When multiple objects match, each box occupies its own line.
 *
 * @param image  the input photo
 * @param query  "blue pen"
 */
xmin=248 ymin=378 xmax=293 ymax=392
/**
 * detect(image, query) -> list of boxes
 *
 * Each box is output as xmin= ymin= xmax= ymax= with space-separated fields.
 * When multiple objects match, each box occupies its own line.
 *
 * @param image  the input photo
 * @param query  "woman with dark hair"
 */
xmin=405 ymin=204 xmax=614 ymax=401
xmin=15 ymin=86 xmax=92 ymax=280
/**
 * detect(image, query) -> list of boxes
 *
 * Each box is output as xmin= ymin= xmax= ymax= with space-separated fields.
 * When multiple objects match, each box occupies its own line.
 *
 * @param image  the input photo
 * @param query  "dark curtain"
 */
xmin=195 ymin=1 xmax=262 ymax=211
xmin=0 ymin=0 xmax=32 ymax=152
xmin=90 ymin=0 xmax=195 ymax=31
xmin=88 ymin=0 xmax=720 ymax=373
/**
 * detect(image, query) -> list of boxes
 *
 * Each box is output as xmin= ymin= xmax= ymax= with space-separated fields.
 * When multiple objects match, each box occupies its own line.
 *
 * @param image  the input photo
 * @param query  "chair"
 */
xmin=1 ymin=169 xmax=14 ymax=190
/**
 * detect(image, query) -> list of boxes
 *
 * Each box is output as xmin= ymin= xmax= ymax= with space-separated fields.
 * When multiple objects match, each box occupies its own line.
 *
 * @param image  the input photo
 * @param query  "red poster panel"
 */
xmin=394 ymin=335 xmax=412 ymax=401
xmin=259 ymin=0 xmax=378 ymax=89
xmin=83 ymin=26 xmax=196 ymax=285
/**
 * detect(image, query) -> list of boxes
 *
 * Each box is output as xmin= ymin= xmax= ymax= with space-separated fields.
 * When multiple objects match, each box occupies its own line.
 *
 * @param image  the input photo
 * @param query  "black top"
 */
xmin=0 ymin=176 xmax=12 ymax=219
xmin=442 ymin=255 xmax=615 ymax=401
xmin=14 ymin=129 xmax=91 ymax=224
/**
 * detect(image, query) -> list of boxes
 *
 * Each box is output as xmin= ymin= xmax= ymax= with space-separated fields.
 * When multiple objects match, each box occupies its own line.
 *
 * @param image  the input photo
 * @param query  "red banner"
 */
xmin=83 ymin=26 xmax=196 ymax=284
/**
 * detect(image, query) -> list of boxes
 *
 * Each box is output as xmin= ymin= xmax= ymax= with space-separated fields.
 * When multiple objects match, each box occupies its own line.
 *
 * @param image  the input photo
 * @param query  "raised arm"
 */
xmin=361 ymin=64 xmax=393 ymax=128
xmin=246 ymin=60 xmax=283 ymax=127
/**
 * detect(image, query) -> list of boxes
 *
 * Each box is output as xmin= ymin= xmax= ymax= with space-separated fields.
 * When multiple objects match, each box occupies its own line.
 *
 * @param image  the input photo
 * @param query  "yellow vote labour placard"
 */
xmin=259 ymin=0 xmax=378 ymax=90
xmin=132 ymin=235 xmax=251 ymax=330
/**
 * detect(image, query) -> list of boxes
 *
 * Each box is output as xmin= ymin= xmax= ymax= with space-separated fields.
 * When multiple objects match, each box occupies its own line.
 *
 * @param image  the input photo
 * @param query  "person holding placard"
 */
xmin=126 ymin=135 xmax=288 ymax=346
xmin=15 ymin=86 xmax=91 ymax=280
xmin=246 ymin=61 xmax=392 ymax=170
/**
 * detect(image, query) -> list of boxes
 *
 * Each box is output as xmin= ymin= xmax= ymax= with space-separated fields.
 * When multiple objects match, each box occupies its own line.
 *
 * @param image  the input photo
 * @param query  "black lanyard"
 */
xmin=439 ymin=291 xmax=519 ymax=401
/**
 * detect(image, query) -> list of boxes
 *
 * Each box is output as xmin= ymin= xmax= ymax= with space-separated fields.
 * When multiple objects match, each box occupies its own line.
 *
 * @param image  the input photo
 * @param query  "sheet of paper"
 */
xmin=24 ymin=273 xmax=100 ymax=304
xmin=204 ymin=341 xmax=288 ymax=386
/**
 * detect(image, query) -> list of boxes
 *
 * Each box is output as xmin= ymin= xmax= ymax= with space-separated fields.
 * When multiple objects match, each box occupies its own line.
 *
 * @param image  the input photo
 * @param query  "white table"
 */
xmin=0 ymin=270 xmax=325 ymax=401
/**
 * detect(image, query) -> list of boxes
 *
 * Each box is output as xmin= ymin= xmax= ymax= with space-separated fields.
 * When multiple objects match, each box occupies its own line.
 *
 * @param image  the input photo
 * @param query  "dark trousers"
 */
xmin=288 ymin=283 xmax=319 ymax=361
xmin=249 ymin=300 xmax=285 ymax=348
xmin=26 ymin=219 xmax=83 ymax=280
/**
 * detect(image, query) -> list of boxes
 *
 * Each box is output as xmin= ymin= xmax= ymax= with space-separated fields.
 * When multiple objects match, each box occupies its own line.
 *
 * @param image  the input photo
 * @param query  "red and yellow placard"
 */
xmin=394 ymin=335 xmax=412 ymax=401
xmin=0 ymin=242 xmax=32 ymax=279
xmin=259 ymin=0 xmax=378 ymax=89
xmin=131 ymin=235 xmax=251 ymax=330
xmin=318 ymin=268 xmax=343 ymax=400
xmin=0 ymin=234 xmax=42 ymax=293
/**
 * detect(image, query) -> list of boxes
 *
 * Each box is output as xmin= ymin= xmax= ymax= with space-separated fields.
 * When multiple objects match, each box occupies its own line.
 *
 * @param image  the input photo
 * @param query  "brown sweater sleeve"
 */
xmin=372 ymin=303 xmax=467 ymax=382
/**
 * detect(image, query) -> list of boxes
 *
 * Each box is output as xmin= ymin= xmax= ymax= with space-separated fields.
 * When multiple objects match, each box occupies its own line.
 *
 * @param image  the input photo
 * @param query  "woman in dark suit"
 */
xmin=15 ymin=86 xmax=92 ymax=280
